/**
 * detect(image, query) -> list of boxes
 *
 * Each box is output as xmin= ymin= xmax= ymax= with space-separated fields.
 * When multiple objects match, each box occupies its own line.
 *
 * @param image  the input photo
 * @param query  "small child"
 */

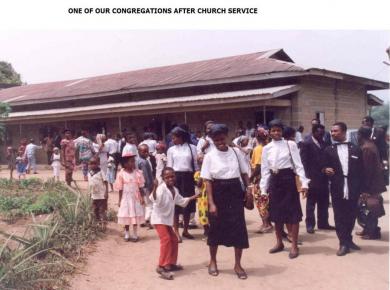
xmin=155 ymin=142 xmax=167 ymax=184
xmin=194 ymin=156 xmax=209 ymax=239
xmin=88 ymin=156 xmax=108 ymax=230
xmin=138 ymin=144 xmax=154 ymax=228
xmin=51 ymin=147 xmax=61 ymax=182
xmin=115 ymin=153 xmax=145 ymax=242
xmin=6 ymin=147 xmax=17 ymax=180
xmin=150 ymin=167 xmax=199 ymax=280
xmin=107 ymin=155 xmax=116 ymax=192
xmin=15 ymin=151 xmax=27 ymax=180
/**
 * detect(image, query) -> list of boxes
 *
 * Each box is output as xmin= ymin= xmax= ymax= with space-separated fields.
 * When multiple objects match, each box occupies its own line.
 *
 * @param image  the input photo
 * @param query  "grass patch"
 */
xmin=0 ymin=178 xmax=102 ymax=289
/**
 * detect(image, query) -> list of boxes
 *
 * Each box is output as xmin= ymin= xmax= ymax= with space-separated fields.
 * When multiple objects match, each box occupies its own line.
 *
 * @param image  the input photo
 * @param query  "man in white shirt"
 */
xmin=323 ymin=122 xmax=363 ymax=256
xmin=25 ymin=139 xmax=42 ymax=174
xmin=196 ymin=120 xmax=215 ymax=157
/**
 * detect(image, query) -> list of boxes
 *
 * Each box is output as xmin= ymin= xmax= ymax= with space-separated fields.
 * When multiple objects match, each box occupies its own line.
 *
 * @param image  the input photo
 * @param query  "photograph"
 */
xmin=0 ymin=13 xmax=389 ymax=290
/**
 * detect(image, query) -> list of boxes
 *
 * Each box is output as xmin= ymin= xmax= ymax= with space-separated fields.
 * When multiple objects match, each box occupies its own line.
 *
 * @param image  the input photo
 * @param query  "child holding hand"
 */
xmin=150 ymin=167 xmax=199 ymax=280
xmin=115 ymin=153 xmax=145 ymax=242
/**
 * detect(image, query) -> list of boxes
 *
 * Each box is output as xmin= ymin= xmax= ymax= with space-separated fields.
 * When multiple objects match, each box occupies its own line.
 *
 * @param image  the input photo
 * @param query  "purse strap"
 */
xmin=286 ymin=140 xmax=297 ymax=173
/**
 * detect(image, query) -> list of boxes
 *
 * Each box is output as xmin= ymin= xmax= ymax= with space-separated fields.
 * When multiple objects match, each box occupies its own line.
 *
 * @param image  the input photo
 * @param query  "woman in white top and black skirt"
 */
xmin=260 ymin=119 xmax=309 ymax=259
xmin=200 ymin=124 xmax=252 ymax=280
xmin=167 ymin=126 xmax=198 ymax=241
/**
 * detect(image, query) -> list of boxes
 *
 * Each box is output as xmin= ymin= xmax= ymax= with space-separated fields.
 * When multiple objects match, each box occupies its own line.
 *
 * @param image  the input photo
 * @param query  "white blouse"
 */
xmin=149 ymin=183 xmax=190 ymax=226
xmin=260 ymin=139 xmax=310 ymax=193
xmin=167 ymin=143 xmax=198 ymax=172
xmin=196 ymin=136 xmax=215 ymax=155
xmin=200 ymin=147 xmax=249 ymax=180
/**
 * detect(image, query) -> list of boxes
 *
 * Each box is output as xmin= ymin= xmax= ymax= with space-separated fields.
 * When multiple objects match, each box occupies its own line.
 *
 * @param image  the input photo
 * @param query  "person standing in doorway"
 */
xmin=74 ymin=129 xmax=95 ymax=181
xmin=300 ymin=124 xmax=335 ymax=234
xmin=43 ymin=133 xmax=55 ymax=165
xmin=323 ymin=122 xmax=362 ymax=256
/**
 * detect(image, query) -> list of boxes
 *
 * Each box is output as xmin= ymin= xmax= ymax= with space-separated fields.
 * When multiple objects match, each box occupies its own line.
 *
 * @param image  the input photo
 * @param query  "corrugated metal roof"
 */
xmin=0 ymin=49 xmax=303 ymax=105
xmin=6 ymin=85 xmax=298 ymax=121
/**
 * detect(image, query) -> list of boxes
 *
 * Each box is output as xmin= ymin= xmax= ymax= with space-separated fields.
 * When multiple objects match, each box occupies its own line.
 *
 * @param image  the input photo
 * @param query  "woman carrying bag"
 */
xmin=200 ymin=123 xmax=253 ymax=280
xmin=260 ymin=119 xmax=309 ymax=259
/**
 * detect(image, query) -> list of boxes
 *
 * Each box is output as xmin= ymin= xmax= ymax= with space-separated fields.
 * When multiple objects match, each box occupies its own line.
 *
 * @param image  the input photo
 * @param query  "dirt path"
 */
xmin=1 ymin=169 xmax=388 ymax=290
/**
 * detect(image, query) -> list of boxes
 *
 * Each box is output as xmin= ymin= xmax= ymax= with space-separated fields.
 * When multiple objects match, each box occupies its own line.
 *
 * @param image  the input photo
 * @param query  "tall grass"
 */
xmin=0 ymin=178 xmax=102 ymax=289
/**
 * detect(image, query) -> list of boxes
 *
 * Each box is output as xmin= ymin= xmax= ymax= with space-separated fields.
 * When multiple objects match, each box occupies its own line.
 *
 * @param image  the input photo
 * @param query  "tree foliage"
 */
xmin=0 ymin=102 xmax=11 ymax=143
xmin=0 ymin=61 xmax=22 ymax=85
xmin=371 ymin=102 xmax=389 ymax=130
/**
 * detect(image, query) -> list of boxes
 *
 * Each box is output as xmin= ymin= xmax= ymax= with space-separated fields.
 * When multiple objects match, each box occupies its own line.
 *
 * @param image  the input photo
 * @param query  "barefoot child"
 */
xmin=150 ymin=167 xmax=199 ymax=279
xmin=15 ymin=150 xmax=27 ymax=180
xmin=88 ymin=156 xmax=108 ymax=228
xmin=51 ymin=147 xmax=61 ymax=182
xmin=6 ymin=147 xmax=16 ymax=180
xmin=115 ymin=153 xmax=145 ymax=242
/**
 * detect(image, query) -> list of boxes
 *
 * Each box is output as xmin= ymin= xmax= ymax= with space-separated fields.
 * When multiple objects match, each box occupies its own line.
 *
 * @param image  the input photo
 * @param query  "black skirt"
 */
xmin=174 ymin=171 xmax=196 ymax=214
xmin=268 ymin=168 xmax=302 ymax=224
xmin=207 ymin=178 xmax=249 ymax=249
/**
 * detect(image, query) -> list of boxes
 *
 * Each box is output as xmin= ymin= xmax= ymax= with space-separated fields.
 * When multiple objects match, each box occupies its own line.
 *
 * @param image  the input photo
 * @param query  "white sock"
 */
xmin=132 ymin=226 xmax=138 ymax=238
xmin=124 ymin=230 xmax=129 ymax=239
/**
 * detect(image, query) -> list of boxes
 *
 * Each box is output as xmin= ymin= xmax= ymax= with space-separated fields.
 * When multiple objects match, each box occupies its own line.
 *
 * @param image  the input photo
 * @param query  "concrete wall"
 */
xmin=295 ymin=76 xmax=366 ymax=132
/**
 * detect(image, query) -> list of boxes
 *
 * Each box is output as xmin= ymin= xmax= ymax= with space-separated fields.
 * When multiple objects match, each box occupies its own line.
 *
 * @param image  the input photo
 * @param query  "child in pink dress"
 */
xmin=115 ymin=153 xmax=146 ymax=242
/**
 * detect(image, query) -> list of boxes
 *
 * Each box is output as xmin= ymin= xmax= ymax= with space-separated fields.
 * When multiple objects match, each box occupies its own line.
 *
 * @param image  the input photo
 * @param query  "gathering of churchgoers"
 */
xmin=0 ymin=49 xmax=389 ymax=281
xmin=4 ymin=115 xmax=388 ymax=279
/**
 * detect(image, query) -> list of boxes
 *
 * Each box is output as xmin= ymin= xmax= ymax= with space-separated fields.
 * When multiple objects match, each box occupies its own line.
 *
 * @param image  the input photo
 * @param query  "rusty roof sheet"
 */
xmin=0 ymin=49 xmax=303 ymax=105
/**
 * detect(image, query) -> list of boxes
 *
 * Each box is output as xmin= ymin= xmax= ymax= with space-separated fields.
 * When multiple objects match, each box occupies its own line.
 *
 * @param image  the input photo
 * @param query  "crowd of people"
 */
xmin=4 ymin=116 xmax=388 ymax=280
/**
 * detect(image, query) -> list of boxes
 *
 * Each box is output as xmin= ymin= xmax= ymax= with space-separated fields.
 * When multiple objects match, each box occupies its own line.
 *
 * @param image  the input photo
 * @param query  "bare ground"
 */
xmin=0 ymin=167 xmax=388 ymax=290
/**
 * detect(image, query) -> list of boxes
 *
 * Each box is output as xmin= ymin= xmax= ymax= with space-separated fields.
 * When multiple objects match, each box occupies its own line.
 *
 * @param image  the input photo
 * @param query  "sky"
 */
xmin=0 ymin=30 xmax=389 ymax=100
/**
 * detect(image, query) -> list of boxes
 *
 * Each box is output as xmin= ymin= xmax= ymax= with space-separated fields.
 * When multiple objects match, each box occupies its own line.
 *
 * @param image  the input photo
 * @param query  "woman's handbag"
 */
xmin=231 ymin=147 xmax=254 ymax=210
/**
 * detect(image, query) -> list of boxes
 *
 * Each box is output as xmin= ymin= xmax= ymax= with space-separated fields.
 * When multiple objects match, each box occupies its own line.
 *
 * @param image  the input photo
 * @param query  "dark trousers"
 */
xmin=332 ymin=196 xmax=358 ymax=246
xmin=305 ymin=183 xmax=330 ymax=229
xmin=46 ymin=151 xmax=53 ymax=165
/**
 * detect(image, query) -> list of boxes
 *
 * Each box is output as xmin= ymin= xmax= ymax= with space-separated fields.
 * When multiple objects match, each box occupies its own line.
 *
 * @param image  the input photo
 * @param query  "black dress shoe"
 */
xmin=336 ymin=245 xmax=350 ymax=256
xmin=348 ymin=241 xmax=361 ymax=251
xmin=306 ymin=227 xmax=315 ymax=234
xmin=318 ymin=225 xmax=336 ymax=230
xmin=269 ymin=244 xmax=284 ymax=254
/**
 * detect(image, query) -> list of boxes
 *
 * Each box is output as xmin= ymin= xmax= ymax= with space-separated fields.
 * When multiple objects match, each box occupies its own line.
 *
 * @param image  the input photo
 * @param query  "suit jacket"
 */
xmin=323 ymin=142 xmax=362 ymax=200
xmin=371 ymin=127 xmax=388 ymax=162
xmin=304 ymin=131 xmax=332 ymax=147
xmin=361 ymin=140 xmax=387 ymax=194
xmin=300 ymin=137 xmax=328 ymax=187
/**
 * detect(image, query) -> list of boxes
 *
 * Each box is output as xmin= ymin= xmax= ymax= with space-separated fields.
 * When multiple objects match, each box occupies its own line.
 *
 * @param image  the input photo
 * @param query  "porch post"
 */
xmin=19 ymin=123 xmax=22 ymax=137
xmin=118 ymin=116 xmax=122 ymax=132
xmin=162 ymin=115 xmax=166 ymax=141
xmin=184 ymin=112 xmax=187 ymax=124
xmin=263 ymin=105 xmax=266 ymax=124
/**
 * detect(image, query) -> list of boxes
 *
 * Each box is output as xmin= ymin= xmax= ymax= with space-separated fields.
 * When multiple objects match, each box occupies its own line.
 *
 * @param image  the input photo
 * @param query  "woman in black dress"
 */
xmin=200 ymin=124 xmax=252 ymax=279
xmin=259 ymin=120 xmax=309 ymax=259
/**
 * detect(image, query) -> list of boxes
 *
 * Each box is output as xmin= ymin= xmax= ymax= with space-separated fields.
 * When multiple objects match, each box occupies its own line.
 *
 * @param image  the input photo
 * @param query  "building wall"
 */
xmin=296 ymin=76 xmax=366 ymax=132
xmin=0 ymin=106 xmax=287 ymax=164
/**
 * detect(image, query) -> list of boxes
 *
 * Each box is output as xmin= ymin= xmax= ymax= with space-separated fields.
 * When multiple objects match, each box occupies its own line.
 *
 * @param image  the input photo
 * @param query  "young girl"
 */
xmin=6 ymin=147 xmax=16 ymax=180
xmin=115 ymin=153 xmax=145 ymax=242
xmin=15 ymin=150 xmax=27 ymax=180
xmin=107 ymin=155 xmax=116 ymax=192
xmin=51 ymin=147 xmax=61 ymax=181
xmin=150 ymin=167 xmax=199 ymax=280
xmin=194 ymin=156 xmax=209 ymax=240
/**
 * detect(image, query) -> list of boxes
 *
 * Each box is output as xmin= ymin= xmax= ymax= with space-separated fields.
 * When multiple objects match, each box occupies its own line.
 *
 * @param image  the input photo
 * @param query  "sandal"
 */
xmin=235 ymin=270 xmax=248 ymax=280
xmin=182 ymin=232 xmax=194 ymax=239
xmin=208 ymin=265 xmax=219 ymax=276
xmin=156 ymin=267 xmax=174 ymax=280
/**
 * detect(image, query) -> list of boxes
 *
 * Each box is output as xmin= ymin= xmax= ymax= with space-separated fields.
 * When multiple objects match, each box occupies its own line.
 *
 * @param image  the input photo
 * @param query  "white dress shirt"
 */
xmin=104 ymin=138 xmax=119 ymax=155
xmin=336 ymin=143 xmax=349 ymax=199
xmin=196 ymin=136 xmax=215 ymax=155
xmin=260 ymin=139 xmax=310 ymax=193
xmin=200 ymin=147 xmax=249 ymax=180
xmin=25 ymin=143 xmax=42 ymax=157
xmin=167 ymin=143 xmax=198 ymax=172
xmin=149 ymin=183 xmax=190 ymax=226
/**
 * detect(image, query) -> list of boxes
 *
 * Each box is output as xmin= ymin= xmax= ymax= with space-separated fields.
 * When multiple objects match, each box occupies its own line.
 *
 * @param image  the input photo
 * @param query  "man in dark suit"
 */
xmin=304 ymin=118 xmax=332 ymax=147
xmin=356 ymin=126 xmax=386 ymax=240
xmin=362 ymin=116 xmax=389 ymax=185
xmin=323 ymin=122 xmax=362 ymax=256
xmin=300 ymin=124 xmax=335 ymax=234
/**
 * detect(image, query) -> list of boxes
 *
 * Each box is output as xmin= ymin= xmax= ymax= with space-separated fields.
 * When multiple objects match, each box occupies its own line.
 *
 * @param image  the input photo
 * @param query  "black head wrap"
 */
xmin=268 ymin=119 xmax=284 ymax=130
xmin=209 ymin=123 xmax=229 ymax=138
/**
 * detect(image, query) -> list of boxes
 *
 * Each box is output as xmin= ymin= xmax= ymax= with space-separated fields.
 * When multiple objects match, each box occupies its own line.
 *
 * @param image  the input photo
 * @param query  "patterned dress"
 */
xmin=194 ymin=171 xmax=208 ymax=226
xmin=115 ymin=169 xmax=145 ymax=225
xmin=60 ymin=139 xmax=76 ymax=174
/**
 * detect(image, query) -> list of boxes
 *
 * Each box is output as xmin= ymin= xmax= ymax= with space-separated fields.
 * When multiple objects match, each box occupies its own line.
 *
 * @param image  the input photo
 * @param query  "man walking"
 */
xmin=323 ymin=122 xmax=362 ymax=256
xmin=300 ymin=124 xmax=335 ymax=233
xmin=25 ymin=139 xmax=42 ymax=174
xmin=75 ymin=129 xmax=95 ymax=181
